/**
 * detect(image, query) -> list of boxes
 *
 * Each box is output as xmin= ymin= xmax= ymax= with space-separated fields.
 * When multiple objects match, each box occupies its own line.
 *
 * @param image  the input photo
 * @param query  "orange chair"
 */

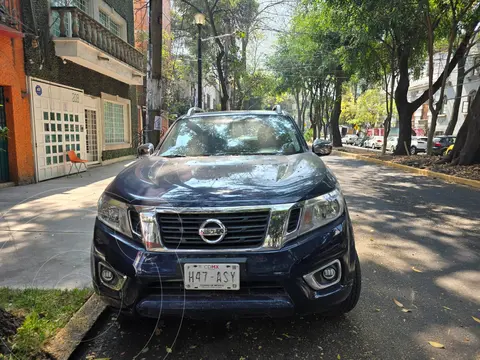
xmin=67 ymin=150 xmax=89 ymax=177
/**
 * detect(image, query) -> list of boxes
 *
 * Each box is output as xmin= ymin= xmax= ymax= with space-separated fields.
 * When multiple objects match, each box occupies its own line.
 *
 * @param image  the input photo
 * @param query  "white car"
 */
xmin=387 ymin=136 xmax=399 ymax=152
xmin=411 ymin=136 xmax=427 ymax=154
xmin=342 ymin=134 xmax=358 ymax=145
xmin=365 ymin=136 xmax=384 ymax=149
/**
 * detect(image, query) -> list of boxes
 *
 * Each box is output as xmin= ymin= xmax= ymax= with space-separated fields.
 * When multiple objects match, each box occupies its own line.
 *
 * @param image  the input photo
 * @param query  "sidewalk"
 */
xmin=0 ymin=159 xmax=136 ymax=289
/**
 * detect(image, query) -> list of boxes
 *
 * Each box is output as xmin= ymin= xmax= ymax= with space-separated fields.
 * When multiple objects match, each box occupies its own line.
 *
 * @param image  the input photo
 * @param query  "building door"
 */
xmin=84 ymin=95 xmax=101 ymax=164
xmin=0 ymin=87 xmax=9 ymax=182
xmin=30 ymin=79 xmax=86 ymax=181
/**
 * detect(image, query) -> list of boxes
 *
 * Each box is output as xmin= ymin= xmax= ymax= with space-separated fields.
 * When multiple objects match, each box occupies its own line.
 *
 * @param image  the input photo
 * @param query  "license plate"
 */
xmin=184 ymin=263 xmax=240 ymax=290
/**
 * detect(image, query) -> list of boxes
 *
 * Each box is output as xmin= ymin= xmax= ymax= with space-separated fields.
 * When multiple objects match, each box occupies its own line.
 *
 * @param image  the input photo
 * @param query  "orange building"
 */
xmin=0 ymin=0 xmax=35 ymax=184
xmin=134 ymin=0 xmax=171 ymax=53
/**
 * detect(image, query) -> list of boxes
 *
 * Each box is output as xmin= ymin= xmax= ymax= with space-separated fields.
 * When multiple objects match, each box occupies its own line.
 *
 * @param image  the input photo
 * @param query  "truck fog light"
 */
xmin=101 ymin=268 xmax=115 ymax=283
xmin=322 ymin=266 xmax=337 ymax=280
xmin=303 ymin=259 xmax=342 ymax=290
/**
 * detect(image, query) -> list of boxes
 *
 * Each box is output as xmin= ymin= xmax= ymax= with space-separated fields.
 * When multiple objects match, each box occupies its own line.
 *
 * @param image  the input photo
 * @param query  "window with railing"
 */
xmin=51 ymin=0 xmax=90 ymax=36
xmin=99 ymin=10 xmax=120 ymax=37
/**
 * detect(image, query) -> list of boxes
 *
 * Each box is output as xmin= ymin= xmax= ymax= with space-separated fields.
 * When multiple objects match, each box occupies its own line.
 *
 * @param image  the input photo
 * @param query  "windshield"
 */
xmin=158 ymin=114 xmax=304 ymax=157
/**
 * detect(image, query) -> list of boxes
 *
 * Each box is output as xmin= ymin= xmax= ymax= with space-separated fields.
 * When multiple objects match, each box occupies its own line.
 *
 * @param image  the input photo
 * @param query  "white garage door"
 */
xmin=30 ymin=79 xmax=86 ymax=181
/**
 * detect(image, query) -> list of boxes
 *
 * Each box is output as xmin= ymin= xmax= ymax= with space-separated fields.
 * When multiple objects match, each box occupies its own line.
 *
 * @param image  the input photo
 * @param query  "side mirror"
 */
xmin=137 ymin=143 xmax=154 ymax=157
xmin=312 ymin=139 xmax=332 ymax=156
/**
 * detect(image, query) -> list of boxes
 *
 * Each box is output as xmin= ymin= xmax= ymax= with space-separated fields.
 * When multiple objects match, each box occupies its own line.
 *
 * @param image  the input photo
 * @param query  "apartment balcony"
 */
xmin=0 ymin=0 xmax=23 ymax=37
xmin=51 ymin=6 xmax=145 ymax=86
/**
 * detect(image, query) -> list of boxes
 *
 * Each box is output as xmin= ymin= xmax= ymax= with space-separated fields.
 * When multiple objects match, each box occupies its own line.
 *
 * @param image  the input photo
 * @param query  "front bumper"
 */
xmin=91 ymin=214 xmax=357 ymax=318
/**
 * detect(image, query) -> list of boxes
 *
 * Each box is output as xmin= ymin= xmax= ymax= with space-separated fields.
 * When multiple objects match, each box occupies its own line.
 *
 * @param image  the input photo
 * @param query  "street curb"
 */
xmin=43 ymin=294 xmax=107 ymax=360
xmin=333 ymin=150 xmax=480 ymax=190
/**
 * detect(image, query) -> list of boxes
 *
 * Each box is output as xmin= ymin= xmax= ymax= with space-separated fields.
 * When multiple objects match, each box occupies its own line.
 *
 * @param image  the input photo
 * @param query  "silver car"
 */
xmin=411 ymin=136 xmax=427 ymax=154
xmin=388 ymin=136 xmax=398 ymax=152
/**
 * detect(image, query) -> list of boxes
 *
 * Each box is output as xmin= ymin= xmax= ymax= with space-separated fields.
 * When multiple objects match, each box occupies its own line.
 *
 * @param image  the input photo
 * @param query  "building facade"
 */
xmin=408 ymin=48 xmax=480 ymax=136
xmin=0 ymin=0 xmax=35 ymax=184
xmin=21 ymin=0 xmax=144 ymax=181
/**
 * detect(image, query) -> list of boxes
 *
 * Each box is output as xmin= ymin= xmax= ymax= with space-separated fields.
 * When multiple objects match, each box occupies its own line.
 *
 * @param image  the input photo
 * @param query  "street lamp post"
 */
xmin=194 ymin=13 xmax=206 ymax=108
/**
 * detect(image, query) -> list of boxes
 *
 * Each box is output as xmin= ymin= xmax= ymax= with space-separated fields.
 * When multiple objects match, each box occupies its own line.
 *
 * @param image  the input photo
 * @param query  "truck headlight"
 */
xmin=97 ymin=193 xmax=132 ymax=237
xmin=298 ymin=189 xmax=344 ymax=235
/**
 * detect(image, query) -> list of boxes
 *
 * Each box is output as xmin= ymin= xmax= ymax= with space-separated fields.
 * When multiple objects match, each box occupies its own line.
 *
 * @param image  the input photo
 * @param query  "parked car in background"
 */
xmin=364 ymin=136 xmax=382 ymax=149
xmin=387 ymin=136 xmax=398 ymax=153
xmin=410 ymin=136 xmax=427 ymax=154
xmin=355 ymin=136 xmax=371 ymax=147
xmin=370 ymin=136 xmax=384 ymax=149
xmin=432 ymin=135 xmax=456 ymax=155
xmin=445 ymin=144 xmax=454 ymax=156
xmin=341 ymin=134 xmax=358 ymax=145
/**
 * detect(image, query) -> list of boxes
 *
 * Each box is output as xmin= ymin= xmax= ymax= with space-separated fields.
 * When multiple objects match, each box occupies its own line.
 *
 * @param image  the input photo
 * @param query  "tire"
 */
xmin=410 ymin=146 xmax=417 ymax=155
xmin=327 ymin=254 xmax=362 ymax=316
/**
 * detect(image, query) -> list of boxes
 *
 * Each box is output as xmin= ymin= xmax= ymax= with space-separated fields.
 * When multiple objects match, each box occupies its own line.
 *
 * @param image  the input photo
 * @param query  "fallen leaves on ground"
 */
xmin=412 ymin=266 xmax=423 ymax=273
xmin=166 ymin=346 xmax=172 ymax=353
xmin=443 ymin=306 xmax=453 ymax=311
xmin=393 ymin=298 xmax=404 ymax=308
xmin=428 ymin=341 xmax=445 ymax=349
xmin=401 ymin=309 xmax=412 ymax=313
xmin=472 ymin=316 xmax=480 ymax=324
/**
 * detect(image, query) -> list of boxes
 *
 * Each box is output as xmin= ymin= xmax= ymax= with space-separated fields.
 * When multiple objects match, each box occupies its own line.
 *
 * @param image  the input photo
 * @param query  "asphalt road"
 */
xmin=71 ymin=155 xmax=480 ymax=360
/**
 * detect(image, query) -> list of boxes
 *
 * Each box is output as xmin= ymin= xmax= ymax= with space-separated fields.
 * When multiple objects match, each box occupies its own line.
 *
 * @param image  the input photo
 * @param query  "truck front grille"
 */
xmin=157 ymin=211 xmax=270 ymax=249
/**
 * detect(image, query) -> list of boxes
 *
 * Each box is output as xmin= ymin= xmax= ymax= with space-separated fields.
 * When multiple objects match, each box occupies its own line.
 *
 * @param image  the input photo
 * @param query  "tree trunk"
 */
xmin=330 ymin=67 xmax=344 ymax=147
xmin=309 ymin=92 xmax=315 ymax=138
xmin=294 ymin=88 xmax=302 ymax=128
xmin=395 ymin=48 xmax=414 ymax=155
xmin=449 ymin=86 xmax=480 ymax=165
xmin=216 ymin=50 xmax=229 ymax=111
xmin=301 ymin=94 xmax=308 ymax=132
xmin=394 ymin=29 xmax=474 ymax=155
xmin=445 ymin=56 xmax=466 ymax=135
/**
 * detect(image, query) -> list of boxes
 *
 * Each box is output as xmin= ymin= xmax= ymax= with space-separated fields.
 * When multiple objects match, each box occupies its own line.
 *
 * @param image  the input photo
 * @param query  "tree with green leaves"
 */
xmin=324 ymin=0 xmax=479 ymax=155
xmin=423 ymin=0 xmax=479 ymax=155
xmin=269 ymin=2 xmax=349 ymax=146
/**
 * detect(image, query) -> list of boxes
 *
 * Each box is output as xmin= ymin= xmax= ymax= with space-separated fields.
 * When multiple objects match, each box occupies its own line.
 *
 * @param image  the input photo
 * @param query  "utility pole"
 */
xmin=197 ymin=23 xmax=202 ymax=108
xmin=146 ymin=0 xmax=163 ymax=145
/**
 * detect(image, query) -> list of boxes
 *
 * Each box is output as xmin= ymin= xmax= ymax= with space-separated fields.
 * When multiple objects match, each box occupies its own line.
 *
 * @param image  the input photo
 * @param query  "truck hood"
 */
xmin=105 ymin=153 xmax=338 ymax=207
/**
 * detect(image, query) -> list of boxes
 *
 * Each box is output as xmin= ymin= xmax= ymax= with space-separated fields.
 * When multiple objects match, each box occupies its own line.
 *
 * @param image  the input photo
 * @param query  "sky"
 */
xmin=253 ymin=0 xmax=295 ymax=67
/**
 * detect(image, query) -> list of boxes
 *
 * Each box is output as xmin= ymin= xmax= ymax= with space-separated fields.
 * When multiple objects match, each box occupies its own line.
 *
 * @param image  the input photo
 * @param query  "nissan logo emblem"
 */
xmin=198 ymin=219 xmax=227 ymax=244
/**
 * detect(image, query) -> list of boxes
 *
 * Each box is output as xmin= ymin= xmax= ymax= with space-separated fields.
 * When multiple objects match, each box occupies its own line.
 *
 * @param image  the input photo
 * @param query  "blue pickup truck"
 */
xmin=91 ymin=107 xmax=361 ymax=319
